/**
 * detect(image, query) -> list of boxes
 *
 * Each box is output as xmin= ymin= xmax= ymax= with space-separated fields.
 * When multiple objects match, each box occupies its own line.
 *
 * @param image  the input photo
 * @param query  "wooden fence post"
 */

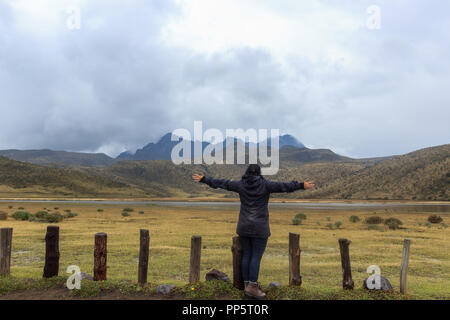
xmin=94 ymin=232 xmax=107 ymax=281
xmin=43 ymin=226 xmax=60 ymax=278
xmin=138 ymin=229 xmax=150 ymax=285
xmin=400 ymin=238 xmax=411 ymax=294
xmin=0 ymin=228 xmax=13 ymax=276
xmin=232 ymin=236 xmax=244 ymax=290
xmin=338 ymin=238 xmax=354 ymax=290
xmin=289 ymin=232 xmax=302 ymax=286
xmin=189 ymin=235 xmax=201 ymax=284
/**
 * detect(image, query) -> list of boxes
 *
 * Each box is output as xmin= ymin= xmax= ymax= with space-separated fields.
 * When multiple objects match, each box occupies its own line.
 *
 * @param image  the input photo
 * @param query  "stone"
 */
xmin=269 ymin=281 xmax=281 ymax=288
xmin=205 ymin=269 xmax=230 ymax=282
xmin=157 ymin=284 xmax=175 ymax=295
xmin=363 ymin=276 xmax=393 ymax=290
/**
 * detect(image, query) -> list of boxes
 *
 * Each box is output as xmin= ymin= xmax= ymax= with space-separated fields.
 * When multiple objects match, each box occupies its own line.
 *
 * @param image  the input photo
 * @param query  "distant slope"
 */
xmin=306 ymin=144 xmax=450 ymax=201
xmin=0 ymin=156 xmax=143 ymax=198
xmin=0 ymin=149 xmax=114 ymax=167
xmin=280 ymin=146 xmax=350 ymax=163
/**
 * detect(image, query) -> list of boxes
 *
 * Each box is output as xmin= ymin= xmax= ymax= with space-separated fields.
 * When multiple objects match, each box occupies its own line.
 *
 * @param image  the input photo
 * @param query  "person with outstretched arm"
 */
xmin=192 ymin=164 xmax=314 ymax=300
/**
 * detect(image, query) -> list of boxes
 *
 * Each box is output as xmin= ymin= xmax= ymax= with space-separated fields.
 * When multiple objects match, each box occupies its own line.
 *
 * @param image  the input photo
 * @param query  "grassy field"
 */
xmin=0 ymin=201 xmax=449 ymax=299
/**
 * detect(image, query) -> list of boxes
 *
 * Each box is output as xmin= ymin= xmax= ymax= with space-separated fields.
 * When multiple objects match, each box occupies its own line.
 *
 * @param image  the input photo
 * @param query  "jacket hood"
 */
xmin=241 ymin=174 xmax=264 ymax=189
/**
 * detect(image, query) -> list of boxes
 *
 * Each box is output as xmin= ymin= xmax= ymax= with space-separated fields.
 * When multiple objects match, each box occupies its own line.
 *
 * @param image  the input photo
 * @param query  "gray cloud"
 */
xmin=0 ymin=0 xmax=449 ymax=158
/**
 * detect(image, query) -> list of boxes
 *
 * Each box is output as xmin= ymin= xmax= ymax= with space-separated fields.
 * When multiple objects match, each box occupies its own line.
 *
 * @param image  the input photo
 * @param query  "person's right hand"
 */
xmin=304 ymin=180 xmax=315 ymax=189
xmin=192 ymin=173 xmax=204 ymax=182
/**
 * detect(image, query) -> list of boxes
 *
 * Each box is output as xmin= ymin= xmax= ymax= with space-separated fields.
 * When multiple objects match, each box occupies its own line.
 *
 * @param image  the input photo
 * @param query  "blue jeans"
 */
xmin=240 ymin=236 xmax=268 ymax=282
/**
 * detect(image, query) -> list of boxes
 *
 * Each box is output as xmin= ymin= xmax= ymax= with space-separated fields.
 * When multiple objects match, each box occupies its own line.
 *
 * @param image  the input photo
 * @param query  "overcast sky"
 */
xmin=0 ymin=0 xmax=449 ymax=158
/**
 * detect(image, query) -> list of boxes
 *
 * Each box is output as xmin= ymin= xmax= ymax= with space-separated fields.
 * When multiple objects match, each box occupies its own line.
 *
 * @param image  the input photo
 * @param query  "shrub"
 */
xmin=0 ymin=212 xmax=7 ymax=220
xmin=139 ymin=211 xmax=144 ymax=214
xmin=428 ymin=215 xmax=443 ymax=224
xmin=292 ymin=217 xmax=302 ymax=225
xmin=34 ymin=211 xmax=48 ymax=219
xmin=45 ymin=212 xmax=64 ymax=223
xmin=11 ymin=211 xmax=30 ymax=221
xmin=64 ymin=209 xmax=71 ymax=213
xmin=425 ymin=222 xmax=432 ymax=228
xmin=326 ymin=223 xmax=334 ymax=230
xmin=122 ymin=211 xmax=130 ymax=217
xmin=18 ymin=207 xmax=25 ymax=210
xmin=334 ymin=221 xmax=342 ymax=229
xmin=97 ymin=209 xmax=104 ymax=212
xmin=386 ymin=221 xmax=401 ymax=230
xmin=316 ymin=221 xmax=321 ymax=226
xmin=384 ymin=218 xmax=403 ymax=226
xmin=326 ymin=217 xmax=331 ymax=221
xmin=65 ymin=212 xmax=78 ymax=218
xmin=295 ymin=213 xmax=307 ymax=220
xmin=54 ymin=207 xmax=59 ymax=210
xmin=349 ymin=215 xmax=360 ymax=223
xmin=123 ymin=208 xmax=134 ymax=212
xmin=440 ymin=222 xmax=448 ymax=229
xmin=365 ymin=216 xmax=384 ymax=225
xmin=8 ymin=205 xmax=13 ymax=209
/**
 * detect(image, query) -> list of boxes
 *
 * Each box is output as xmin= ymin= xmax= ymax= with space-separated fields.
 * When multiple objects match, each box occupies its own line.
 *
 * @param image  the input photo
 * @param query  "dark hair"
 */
xmin=243 ymin=164 xmax=261 ymax=177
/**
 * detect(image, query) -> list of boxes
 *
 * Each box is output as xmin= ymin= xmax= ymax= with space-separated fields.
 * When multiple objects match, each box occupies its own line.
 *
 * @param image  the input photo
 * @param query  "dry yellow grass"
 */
xmin=0 ymin=202 xmax=449 ymax=299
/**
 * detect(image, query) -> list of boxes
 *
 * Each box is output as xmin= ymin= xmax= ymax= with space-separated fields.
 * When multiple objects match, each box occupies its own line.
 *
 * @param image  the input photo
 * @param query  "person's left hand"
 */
xmin=192 ymin=173 xmax=204 ymax=182
xmin=304 ymin=180 xmax=315 ymax=189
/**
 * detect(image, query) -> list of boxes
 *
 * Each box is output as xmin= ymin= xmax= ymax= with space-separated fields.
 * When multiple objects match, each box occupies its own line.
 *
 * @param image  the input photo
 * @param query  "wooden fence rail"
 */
xmin=138 ymin=229 xmax=150 ymax=286
xmin=43 ymin=226 xmax=60 ymax=278
xmin=400 ymin=239 xmax=411 ymax=294
xmin=289 ymin=232 xmax=302 ymax=286
xmin=232 ymin=236 xmax=244 ymax=290
xmin=94 ymin=232 xmax=107 ymax=281
xmin=189 ymin=235 xmax=202 ymax=284
xmin=0 ymin=226 xmax=413 ymax=293
xmin=338 ymin=238 xmax=354 ymax=290
xmin=0 ymin=228 xmax=13 ymax=275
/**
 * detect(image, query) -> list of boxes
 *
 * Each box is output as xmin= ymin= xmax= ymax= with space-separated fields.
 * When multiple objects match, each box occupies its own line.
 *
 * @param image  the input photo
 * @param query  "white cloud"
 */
xmin=0 ymin=0 xmax=449 ymax=158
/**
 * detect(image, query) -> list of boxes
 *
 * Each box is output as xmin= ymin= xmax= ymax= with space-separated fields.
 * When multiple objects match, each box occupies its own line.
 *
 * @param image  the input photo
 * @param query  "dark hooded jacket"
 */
xmin=200 ymin=174 xmax=304 ymax=238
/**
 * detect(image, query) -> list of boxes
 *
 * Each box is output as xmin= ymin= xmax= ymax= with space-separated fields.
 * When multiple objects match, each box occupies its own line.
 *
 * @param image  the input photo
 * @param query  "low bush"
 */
xmin=45 ymin=212 xmax=64 ymax=223
xmin=326 ymin=223 xmax=334 ymax=230
xmin=123 ymin=208 xmax=134 ymax=212
xmin=295 ymin=213 xmax=307 ymax=220
xmin=65 ymin=212 xmax=78 ymax=218
xmin=292 ymin=217 xmax=302 ymax=225
xmin=334 ymin=221 xmax=343 ymax=229
xmin=11 ymin=211 xmax=30 ymax=221
xmin=428 ymin=215 xmax=443 ymax=224
xmin=0 ymin=212 xmax=7 ymax=220
xmin=349 ymin=215 xmax=360 ymax=223
xmin=365 ymin=216 xmax=384 ymax=225
xmin=139 ymin=211 xmax=144 ymax=214
xmin=97 ymin=209 xmax=104 ymax=212
xmin=384 ymin=218 xmax=403 ymax=230
xmin=122 ymin=211 xmax=130 ymax=217
xmin=34 ymin=211 xmax=48 ymax=219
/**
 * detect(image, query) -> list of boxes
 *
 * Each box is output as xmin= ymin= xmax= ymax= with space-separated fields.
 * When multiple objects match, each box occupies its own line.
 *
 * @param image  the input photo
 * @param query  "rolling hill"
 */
xmin=0 ymin=156 xmax=144 ymax=198
xmin=0 ymin=142 xmax=447 ymax=201
xmin=0 ymin=149 xmax=114 ymax=167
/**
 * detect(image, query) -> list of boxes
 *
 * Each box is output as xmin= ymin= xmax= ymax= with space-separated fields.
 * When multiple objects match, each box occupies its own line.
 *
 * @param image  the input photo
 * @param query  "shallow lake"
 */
xmin=1 ymin=199 xmax=449 ymax=213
